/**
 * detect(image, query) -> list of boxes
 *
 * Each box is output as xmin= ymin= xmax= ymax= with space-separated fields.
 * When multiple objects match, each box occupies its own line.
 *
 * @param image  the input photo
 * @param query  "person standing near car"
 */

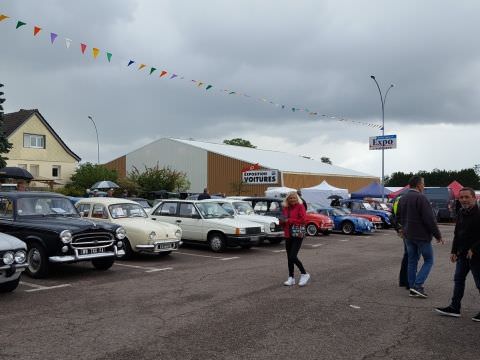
xmin=281 ymin=191 xmax=310 ymax=287
xmin=398 ymin=175 xmax=443 ymax=298
xmin=297 ymin=189 xmax=308 ymax=211
xmin=198 ymin=188 xmax=211 ymax=200
xmin=435 ymin=187 xmax=480 ymax=322
xmin=392 ymin=194 xmax=409 ymax=290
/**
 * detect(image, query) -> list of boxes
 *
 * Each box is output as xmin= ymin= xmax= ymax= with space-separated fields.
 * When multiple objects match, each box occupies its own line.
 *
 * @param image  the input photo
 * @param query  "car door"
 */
xmin=0 ymin=196 xmax=16 ymax=236
xmin=150 ymin=201 xmax=179 ymax=226
xmin=177 ymin=202 xmax=203 ymax=241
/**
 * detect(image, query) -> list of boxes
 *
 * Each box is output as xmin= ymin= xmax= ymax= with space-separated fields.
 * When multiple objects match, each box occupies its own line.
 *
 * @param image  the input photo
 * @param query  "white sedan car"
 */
xmin=204 ymin=199 xmax=284 ymax=244
xmin=76 ymin=198 xmax=182 ymax=259
xmin=0 ymin=233 xmax=28 ymax=292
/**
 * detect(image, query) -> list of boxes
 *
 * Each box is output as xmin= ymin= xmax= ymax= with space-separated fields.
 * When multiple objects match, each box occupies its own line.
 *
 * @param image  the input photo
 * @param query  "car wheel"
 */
xmin=26 ymin=243 xmax=49 ymax=278
xmin=322 ymin=230 xmax=331 ymax=236
xmin=208 ymin=233 xmax=226 ymax=252
xmin=92 ymin=258 xmax=115 ymax=271
xmin=341 ymin=221 xmax=354 ymax=235
xmin=268 ymin=238 xmax=282 ymax=244
xmin=122 ymin=238 xmax=134 ymax=260
xmin=0 ymin=278 xmax=20 ymax=293
xmin=306 ymin=223 xmax=318 ymax=236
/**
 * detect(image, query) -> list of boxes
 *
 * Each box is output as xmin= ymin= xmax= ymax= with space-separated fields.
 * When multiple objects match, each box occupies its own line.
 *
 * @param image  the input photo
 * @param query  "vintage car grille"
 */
xmin=246 ymin=227 xmax=262 ymax=235
xmin=71 ymin=232 xmax=115 ymax=249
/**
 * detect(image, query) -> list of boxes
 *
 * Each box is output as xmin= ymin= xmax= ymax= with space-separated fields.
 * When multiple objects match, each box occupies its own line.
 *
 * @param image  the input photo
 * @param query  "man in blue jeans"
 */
xmin=435 ymin=187 xmax=480 ymax=321
xmin=398 ymin=176 xmax=443 ymax=298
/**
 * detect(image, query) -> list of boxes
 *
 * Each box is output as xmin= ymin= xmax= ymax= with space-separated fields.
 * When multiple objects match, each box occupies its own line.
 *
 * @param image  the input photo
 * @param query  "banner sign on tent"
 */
xmin=242 ymin=170 xmax=278 ymax=185
xmin=369 ymin=135 xmax=397 ymax=150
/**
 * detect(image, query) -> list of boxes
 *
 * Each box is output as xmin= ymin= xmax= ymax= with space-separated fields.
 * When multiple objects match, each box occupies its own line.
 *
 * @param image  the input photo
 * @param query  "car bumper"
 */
xmin=320 ymin=224 xmax=334 ymax=231
xmin=225 ymin=234 xmax=265 ymax=246
xmin=0 ymin=263 xmax=28 ymax=282
xmin=49 ymin=246 xmax=125 ymax=263
xmin=265 ymin=232 xmax=284 ymax=239
xmin=136 ymin=240 xmax=182 ymax=253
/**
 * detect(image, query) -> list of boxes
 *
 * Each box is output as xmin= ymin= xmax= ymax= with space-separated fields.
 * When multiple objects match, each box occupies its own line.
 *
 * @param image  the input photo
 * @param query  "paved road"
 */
xmin=1 ymin=224 xmax=478 ymax=360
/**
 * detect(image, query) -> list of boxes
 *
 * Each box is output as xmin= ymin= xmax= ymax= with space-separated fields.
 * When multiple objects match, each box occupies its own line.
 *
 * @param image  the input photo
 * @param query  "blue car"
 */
xmin=311 ymin=205 xmax=375 ymax=235
xmin=339 ymin=199 xmax=392 ymax=228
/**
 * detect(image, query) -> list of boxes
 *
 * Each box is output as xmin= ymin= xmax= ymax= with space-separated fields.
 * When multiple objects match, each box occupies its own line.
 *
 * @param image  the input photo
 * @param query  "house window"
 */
xmin=29 ymin=164 xmax=39 ymax=178
xmin=52 ymin=165 xmax=61 ymax=178
xmin=23 ymin=134 xmax=45 ymax=149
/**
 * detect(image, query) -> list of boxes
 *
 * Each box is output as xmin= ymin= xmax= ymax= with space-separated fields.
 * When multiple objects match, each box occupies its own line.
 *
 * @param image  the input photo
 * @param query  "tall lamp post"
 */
xmin=370 ymin=75 xmax=394 ymax=202
xmin=87 ymin=115 xmax=100 ymax=164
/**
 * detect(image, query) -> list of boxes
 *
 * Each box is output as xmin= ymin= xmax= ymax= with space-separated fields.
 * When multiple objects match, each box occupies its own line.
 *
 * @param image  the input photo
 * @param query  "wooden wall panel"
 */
xmin=104 ymin=155 xmax=127 ymax=178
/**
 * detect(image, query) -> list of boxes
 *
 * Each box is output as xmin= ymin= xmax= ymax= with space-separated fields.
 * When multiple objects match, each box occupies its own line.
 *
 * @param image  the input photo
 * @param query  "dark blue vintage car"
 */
xmin=310 ymin=205 xmax=375 ymax=235
xmin=339 ymin=199 xmax=392 ymax=228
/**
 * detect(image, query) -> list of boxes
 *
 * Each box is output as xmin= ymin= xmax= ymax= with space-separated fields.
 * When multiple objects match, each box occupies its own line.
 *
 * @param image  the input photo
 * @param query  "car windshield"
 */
xmin=341 ymin=207 xmax=352 ymax=214
xmin=233 ymin=201 xmax=255 ymax=215
xmin=332 ymin=208 xmax=346 ymax=216
xmin=16 ymin=197 xmax=79 ymax=217
xmin=377 ymin=203 xmax=389 ymax=210
xmin=362 ymin=202 xmax=374 ymax=210
xmin=196 ymin=202 xmax=232 ymax=218
xmin=134 ymin=200 xmax=151 ymax=209
xmin=109 ymin=203 xmax=147 ymax=219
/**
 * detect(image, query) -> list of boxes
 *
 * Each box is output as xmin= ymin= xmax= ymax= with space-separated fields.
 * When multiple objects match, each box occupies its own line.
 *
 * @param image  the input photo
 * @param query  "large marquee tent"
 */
xmin=300 ymin=180 xmax=349 ymax=206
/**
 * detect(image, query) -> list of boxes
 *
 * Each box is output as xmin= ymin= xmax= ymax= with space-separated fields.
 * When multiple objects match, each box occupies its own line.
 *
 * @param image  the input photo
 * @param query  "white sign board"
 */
xmin=242 ymin=170 xmax=279 ymax=184
xmin=369 ymin=135 xmax=397 ymax=150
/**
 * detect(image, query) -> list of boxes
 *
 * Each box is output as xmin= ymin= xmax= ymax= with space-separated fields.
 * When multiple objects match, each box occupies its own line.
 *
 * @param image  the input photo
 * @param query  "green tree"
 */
xmin=385 ymin=168 xmax=480 ymax=189
xmin=69 ymin=163 xmax=118 ymax=191
xmin=129 ymin=164 xmax=190 ymax=194
xmin=223 ymin=138 xmax=256 ymax=148
xmin=321 ymin=157 xmax=332 ymax=165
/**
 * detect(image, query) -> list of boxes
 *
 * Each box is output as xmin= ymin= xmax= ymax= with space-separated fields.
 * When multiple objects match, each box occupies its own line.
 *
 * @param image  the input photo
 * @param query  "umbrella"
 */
xmin=327 ymin=194 xmax=343 ymax=200
xmin=91 ymin=180 xmax=119 ymax=190
xmin=0 ymin=167 xmax=34 ymax=180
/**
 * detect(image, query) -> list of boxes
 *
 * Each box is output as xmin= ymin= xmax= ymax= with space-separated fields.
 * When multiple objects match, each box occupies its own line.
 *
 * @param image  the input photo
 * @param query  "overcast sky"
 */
xmin=1 ymin=0 xmax=480 ymax=178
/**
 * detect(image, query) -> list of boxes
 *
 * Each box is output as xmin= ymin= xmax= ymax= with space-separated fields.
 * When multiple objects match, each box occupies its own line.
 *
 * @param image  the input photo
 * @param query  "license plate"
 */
xmin=157 ymin=243 xmax=172 ymax=250
xmin=79 ymin=248 xmax=105 ymax=255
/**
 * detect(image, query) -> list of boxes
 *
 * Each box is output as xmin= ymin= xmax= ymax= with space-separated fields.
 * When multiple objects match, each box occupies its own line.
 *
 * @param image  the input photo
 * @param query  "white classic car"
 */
xmin=0 ymin=232 xmax=28 ymax=292
xmin=203 ymin=199 xmax=284 ymax=244
xmin=149 ymin=200 xmax=266 ymax=252
xmin=76 ymin=198 xmax=182 ymax=259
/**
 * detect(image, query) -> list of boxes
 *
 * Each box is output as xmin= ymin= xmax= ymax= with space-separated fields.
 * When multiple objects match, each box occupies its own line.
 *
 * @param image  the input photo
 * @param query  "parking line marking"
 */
xmin=273 ymin=249 xmax=286 ymax=253
xmin=219 ymin=257 xmax=239 ymax=261
xmin=115 ymin=263 xmax=172 ymax=273
xmin=24 ymin=284 xmax=71 ymax=292
xmin=311 ymin=244 xmax=324 ymax=248
xmin=20 ymin=281 xmax=46 ymax=290
xmin=176 ymin=251 xmax=230 ymax=260
xmin=340 ymin=239 xmax=350 ymax=242
xmin=145 ymin=267 xmax=173 ymax=273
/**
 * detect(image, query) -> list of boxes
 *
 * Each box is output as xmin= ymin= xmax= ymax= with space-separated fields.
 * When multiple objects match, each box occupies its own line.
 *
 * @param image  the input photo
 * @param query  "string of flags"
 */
xmin=0 ymin=12 xmax=382 ymax=129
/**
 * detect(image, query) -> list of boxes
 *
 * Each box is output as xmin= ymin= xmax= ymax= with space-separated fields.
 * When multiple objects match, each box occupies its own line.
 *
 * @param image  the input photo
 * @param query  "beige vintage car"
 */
xmin=76 ymin=198 xmax=182 ymax=259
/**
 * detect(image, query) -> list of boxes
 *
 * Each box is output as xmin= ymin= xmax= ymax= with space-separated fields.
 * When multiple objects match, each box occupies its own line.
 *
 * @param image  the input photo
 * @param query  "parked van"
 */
xmin=423 ymin=187 xmax=455 ymax=222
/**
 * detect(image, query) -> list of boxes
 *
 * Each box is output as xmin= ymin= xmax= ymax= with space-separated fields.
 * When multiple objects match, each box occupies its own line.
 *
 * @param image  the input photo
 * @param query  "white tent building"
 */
xmin=264 ymin=186 xmax=297 ymax=198
xmin=301 ymin=180 xmax=349 ymax=206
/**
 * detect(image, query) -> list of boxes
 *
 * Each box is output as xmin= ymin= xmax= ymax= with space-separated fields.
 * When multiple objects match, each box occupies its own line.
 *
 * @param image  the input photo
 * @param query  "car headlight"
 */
xmin=235 ymin=228 xmax=246 ymax=235
xmin=14 ymin=250 xmax=27 ymax=264
xmin=116 ymin=227 xmax=126 ymax=240
xmin=60 ymin=230 xmax=72 ymax=244
xmin=269 ymin=222 xmax=276 ymax=232
xmin=3 ymin=251 xmax=14 ymax=265
xmin=149 ymin=231 xmax=157 ymax=240
xmin=175 ymin=229 xmax=182 ymax=239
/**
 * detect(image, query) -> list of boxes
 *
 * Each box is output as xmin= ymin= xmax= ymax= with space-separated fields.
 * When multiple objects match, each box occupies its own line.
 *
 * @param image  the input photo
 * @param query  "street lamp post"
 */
xmin=370 ymin=75 xmax=394 ymax=202
xmin=87 ymin=115 xmax=100 ymax=164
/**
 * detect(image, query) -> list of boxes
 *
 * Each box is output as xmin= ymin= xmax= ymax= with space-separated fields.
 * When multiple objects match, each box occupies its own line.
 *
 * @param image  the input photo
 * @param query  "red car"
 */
xmin=305 ymin=212 xmax=334 ymax=236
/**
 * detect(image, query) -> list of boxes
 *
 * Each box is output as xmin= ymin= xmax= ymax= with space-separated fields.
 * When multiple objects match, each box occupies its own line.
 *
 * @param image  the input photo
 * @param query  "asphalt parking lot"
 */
xmin=1 ymin=224 xmax=478 ymax=360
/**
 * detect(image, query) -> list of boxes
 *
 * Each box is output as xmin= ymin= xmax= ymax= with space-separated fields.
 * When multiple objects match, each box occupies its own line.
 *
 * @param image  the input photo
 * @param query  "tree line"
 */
xmin=385 ymin=168 xmax=480 ymax=189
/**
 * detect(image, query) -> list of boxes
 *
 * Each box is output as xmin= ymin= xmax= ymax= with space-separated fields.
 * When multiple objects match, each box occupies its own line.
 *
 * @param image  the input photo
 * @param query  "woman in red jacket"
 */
xmin=281 ymin=191 xmax=310 ymax=286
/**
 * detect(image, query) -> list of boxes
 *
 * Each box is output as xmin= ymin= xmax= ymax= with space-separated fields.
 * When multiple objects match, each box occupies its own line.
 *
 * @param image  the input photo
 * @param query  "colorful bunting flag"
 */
xmin=149 ymin=67 xmax=157 ymax=75
xmin=169 ymin=74 xmax=178 ymax=79
xmin=106 ymin=52 xmax=112 ymax=62
xmin=197 ymin=82 xmax=204 ymax=87
xmin=206 ymin=85 xmax=213 ymax=90
xmin=80 ymin=43 xmax=87 ymax=53
xmin=33 ymin=26 xmax=41 ymax=36
xmin=16 ymin=21 xmax=26 ymax=29
xmin=229 ymin=91 xmax=236 ymax=95
xmin=50 ymin=33 xmax=58 ymax=44
xmin=92 ymin=48 xmax=100 ymax=59
xmin=0 ymin=14 xmax=9 ymax=22
xmin=138 ymin=64 xmax=146 ymax=70
xmin=159 ymin=70 xmax=167 ymax=77
xmin=65 ymin=38 xmax=72 ymax=48
xmin=127 ymin=60 xmax=135 ymax=66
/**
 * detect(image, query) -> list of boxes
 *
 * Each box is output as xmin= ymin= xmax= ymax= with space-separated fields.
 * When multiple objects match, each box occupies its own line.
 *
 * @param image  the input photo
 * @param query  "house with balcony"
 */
xmin=2 ymin=109 xmax=80 ymax=188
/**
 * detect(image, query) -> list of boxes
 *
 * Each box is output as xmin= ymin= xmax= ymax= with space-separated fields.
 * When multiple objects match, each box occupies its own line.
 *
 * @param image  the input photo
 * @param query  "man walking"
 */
xmin=398 ymin=175 xmax=443 ymax=298
xmin=435 ymin=187 xmax=480 ymax=321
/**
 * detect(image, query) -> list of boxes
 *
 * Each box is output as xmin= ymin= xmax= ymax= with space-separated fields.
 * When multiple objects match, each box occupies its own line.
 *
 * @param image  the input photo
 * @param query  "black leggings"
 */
xmin=285 ymin=237 xmax=306 ymax=277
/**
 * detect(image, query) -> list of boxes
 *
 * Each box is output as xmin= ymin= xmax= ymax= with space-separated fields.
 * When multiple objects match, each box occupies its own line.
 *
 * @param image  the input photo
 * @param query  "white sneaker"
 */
xmin=298 ymin=273 xmax=311 ymax=286
xmin=283 ymin=277 xmax=295 ymax=286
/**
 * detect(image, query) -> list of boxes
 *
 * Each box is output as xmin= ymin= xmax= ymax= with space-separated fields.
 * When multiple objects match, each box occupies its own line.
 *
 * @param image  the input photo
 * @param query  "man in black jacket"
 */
xmin=435 ymin=187 xmax=480 ymax=322
xmin=398 ymin=176 xmax=443 ymax=298
xmin=197 ymin=188 xmax=211 ymax=200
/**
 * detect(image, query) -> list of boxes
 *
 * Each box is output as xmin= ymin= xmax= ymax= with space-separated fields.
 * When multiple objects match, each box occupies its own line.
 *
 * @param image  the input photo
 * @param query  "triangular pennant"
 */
xmin=80 ymin=43 xmax=87 ymax=53
xmin=106 ymin=52 xmax=112 ymax=62
xmin=229 ymin=91 xmax=236 ymax=95
xmin=169 ymin=74 xmax=178 ymax=79
xmin=0 ymin=14 xmax=10 ymax=22
xmin=33 ymin=26 xmax=41 ymax=36
xmin=50 ymin=33 xmax=58 ymax=44
xmin=149 ymin=67 xmax=157 ymax=75
xmin=159 ymin=70 xmax=167 ymax=77
xmin=206 ymin=85 xmax=213 ymax=90
xmin=292 ymin=108 xmax=296 ymax=112
xmin=197 ymin=82 xmax=204 ymax=87
xmin=16 ymin=21 xmax=26 ymax=29
xmin=281 ymin=105 xmax=285 ymax=109
xmin=65 ymin=38 xmax=72 ymax=48
xmin=127 ymin=60 xmax=135 ymax=66
xmin=138 ymin=64 xmax=146 ymax=70
xmin=92 ymin=48 xmax=100 ymax=59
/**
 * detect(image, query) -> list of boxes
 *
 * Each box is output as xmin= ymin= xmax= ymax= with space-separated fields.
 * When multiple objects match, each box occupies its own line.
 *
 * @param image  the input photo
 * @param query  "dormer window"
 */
xmin=23 ymin=133 xmax=45 ymax=149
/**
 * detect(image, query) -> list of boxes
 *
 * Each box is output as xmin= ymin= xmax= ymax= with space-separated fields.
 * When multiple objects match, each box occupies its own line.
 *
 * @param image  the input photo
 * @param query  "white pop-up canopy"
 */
xmin=301 ymin=180 xmax=349 ymax=206
xmin=264 ymin=186 xmax=297 ymax=198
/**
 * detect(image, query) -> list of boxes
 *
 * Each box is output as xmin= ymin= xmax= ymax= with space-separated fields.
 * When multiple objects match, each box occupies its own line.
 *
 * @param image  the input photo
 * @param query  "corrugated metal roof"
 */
xmin=170 ymin=138 xmax=374 ymax=178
